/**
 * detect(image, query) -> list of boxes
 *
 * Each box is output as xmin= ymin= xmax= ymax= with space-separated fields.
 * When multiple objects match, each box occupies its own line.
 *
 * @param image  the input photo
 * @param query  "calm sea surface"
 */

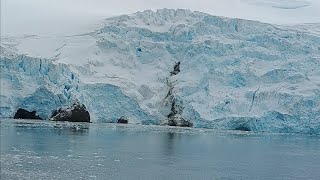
xmin=1 ymin=119 xmax=320 ymax=180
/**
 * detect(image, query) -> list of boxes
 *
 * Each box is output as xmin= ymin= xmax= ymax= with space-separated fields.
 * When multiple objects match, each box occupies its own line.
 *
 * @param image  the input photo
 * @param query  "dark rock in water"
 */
xmin=117 ymin=116 xmax=129 ymax=124
xmin=14 ymin=108 xmax=42 ymax=120
xmin=167 ymin=97 xmax=193 ymax=127
xmin=168 ymin=118 xmax=178 ymax=126
xmin=234 ymin=125 xmax=251 ymax=131
xmin=168 ymin=117 xmax=193 ymax=127
xmin=51 ymin=102 xmax=90 ymax=122
xmin=179 ymin=118 xmax=193 ymax=127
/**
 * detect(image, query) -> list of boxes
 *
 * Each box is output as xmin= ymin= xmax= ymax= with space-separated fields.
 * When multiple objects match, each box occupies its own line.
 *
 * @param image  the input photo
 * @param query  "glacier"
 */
xmin=1 ymin=9 xmax=320 ymax=134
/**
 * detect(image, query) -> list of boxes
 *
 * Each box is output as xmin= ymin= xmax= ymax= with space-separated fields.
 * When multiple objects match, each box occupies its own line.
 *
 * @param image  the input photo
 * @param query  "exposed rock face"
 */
xmin=168 ymin=116 xmax=193 ymax=127
xmin=51 ymin=102 xmax=90 ymax=122
xmin=117 ymin=116 xmax=129 ymax=124
xmin=170 ymin=62 xmax=181 ymax=76
xmin=234 ymin=125 xmax=251 ymax=131
xmin=14 ymin=108 xmax=42 ymax=120
xmin=166 ymin=62 xmax=193 ymax=127
xmin=167 ymin=98 xmax=193 ymax=127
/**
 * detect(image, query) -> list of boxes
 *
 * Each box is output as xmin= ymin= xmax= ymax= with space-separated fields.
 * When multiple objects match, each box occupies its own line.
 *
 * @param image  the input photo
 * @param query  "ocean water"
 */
xmin=1 ymin=119 xmax=320 ymax=180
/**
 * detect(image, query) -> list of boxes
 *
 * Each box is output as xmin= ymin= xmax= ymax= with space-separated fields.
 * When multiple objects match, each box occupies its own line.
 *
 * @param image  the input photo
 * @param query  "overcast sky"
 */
xmin=1 ymin=0 xmax=320 ymax=36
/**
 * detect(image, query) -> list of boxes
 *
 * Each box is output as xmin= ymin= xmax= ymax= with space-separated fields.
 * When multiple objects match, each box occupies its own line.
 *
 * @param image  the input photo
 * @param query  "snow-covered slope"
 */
xmin=1 ymin=9 xmax=320 ymax=134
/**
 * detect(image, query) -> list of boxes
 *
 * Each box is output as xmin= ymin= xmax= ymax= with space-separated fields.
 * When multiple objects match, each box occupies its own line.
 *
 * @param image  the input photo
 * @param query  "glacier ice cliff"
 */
xmin=1 ymin=9 xmax=320 ymax=134
xmin=0 ymin=55 xmax=156 ymax=123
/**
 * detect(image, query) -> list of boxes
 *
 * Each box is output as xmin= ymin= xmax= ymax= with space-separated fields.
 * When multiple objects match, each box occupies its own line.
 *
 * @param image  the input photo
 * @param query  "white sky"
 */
xmin=1 ymin=0 xmax=320 ymax=36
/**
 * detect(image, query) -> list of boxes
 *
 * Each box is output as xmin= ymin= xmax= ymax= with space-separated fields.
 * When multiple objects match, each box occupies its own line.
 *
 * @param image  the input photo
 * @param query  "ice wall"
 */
xmin=0 ymin=55 xmax=79 ymax=119
xmin=1 ymin=9 xmax=320 ymax=134
xmin=0 ymin=55 xmax=156 ymax=123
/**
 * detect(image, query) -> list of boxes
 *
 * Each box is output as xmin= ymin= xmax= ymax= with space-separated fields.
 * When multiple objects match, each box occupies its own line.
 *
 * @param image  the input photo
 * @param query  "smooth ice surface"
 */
xmin=1 ymin=119 xmax=320 ymax=180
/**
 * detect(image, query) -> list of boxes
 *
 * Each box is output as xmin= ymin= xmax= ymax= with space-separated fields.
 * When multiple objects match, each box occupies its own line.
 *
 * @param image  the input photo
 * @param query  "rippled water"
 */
xmin=1 ymin=119 xmax=320 ymax=179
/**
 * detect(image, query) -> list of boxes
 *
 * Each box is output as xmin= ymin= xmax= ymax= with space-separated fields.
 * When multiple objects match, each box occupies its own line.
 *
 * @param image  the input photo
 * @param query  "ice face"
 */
xmin=79 ymin=83 xmax=157 ymax=124
xmin=0 ymin=55 xmax=80 ymax=118
xmin=1 ymin=9 xmax=320 ymax=134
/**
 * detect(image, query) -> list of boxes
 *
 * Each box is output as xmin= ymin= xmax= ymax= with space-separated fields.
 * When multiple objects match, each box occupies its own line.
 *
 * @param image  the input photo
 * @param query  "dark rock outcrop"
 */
xmin=170 ymin=62 xmax=180 ymax=76
xmin=168 ymin=117 xmax=193 ymax=127
xmin=51 ymin=102 xmax=90 ymax=122
xmin=167 ymin=98 xmax=193 ymax=127
xmin=117 ymin=116 xmax=129 ymax=124
xmin=234 ymin=125 xmax=251 ymax=131
xmin=166 ymin=61 xmax=192 ymax=127
xmin=14 ymin=108 xmax=42 ymax=120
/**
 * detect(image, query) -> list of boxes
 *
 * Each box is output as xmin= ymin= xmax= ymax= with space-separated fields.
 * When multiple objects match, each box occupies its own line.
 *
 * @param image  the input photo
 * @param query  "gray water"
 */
xmin=1 ymin=119 xmax=320 ymax=180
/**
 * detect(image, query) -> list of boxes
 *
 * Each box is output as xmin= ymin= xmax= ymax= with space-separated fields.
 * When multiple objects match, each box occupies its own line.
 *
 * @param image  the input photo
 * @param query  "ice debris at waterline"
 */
xmin=1 ymin=9 xmax=320 ymax=134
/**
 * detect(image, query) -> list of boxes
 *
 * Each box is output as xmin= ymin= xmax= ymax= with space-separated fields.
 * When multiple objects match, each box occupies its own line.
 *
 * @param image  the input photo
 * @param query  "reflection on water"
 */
xmin=163 ymin=132 xmax=176 ymax=157
xmin=1 ymin=119 xmax=320 ymax=180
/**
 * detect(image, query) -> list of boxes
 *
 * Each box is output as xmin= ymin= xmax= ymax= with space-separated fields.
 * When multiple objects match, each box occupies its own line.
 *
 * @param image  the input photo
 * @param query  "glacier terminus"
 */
xmin=1 ymin=9 xmax=320 ymax=134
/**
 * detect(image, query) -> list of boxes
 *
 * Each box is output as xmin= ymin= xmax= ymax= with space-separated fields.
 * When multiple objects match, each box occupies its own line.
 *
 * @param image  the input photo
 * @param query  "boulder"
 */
xmin=51 ymin=102 xmax=90 ymax=122
xmin=14 ymin=108 xmax=42 ymax=120
xmin=117 ymin=116 xmax=129 ymax=124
